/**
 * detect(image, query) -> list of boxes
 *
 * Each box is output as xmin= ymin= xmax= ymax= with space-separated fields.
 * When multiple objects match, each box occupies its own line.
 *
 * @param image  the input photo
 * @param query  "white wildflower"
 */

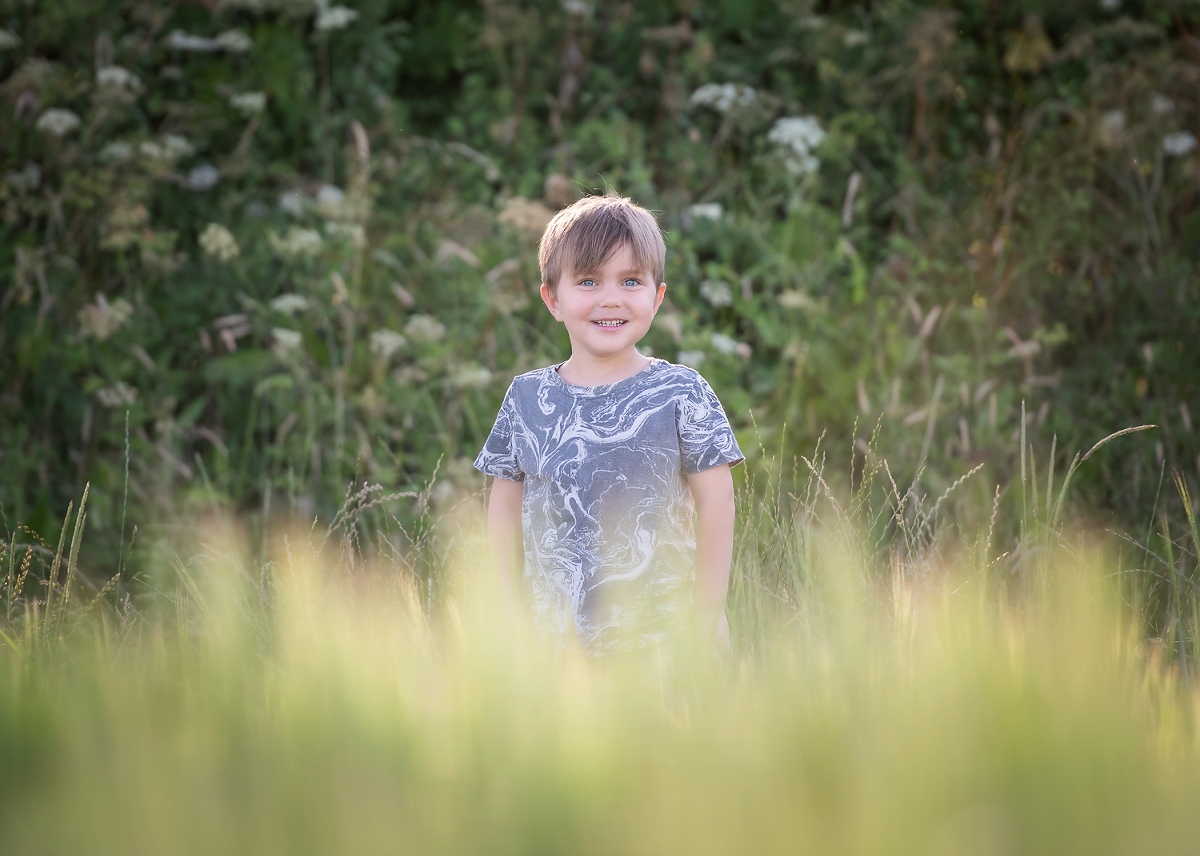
xmin=229 ymin=91 xmax=267 ymax=117
xmin=139 ymin=135 xmax=192 ymax=167
xmin=96 ymin=65 xmax=143 ymax=93
xmin=677 ymin=350 xmax=707 ymax=367
xmin=0 ymin=29 xmax=22 ymax=50
xmin=279 ymin=191 xmax=308 ymax=217
xmin=1099 ymin=0 xmax=1121 ymax=10
xmin=710 ymin=332 xmax=739 ymax=355
xmin=224 ymin=0 xmax=315 ymax=9
xmin=272 ymin=328 xmax=303 ymax=351
xmin=214 ymin=29 xmax=253 ymax=52
xmin=270 ymin=294 xmax=310 ymax=315
xmin=5 ymin=164 xmax=40 ymax=192
xmin=138 ymin=141 xmax=165 ymax=161
xmin=269 ymin=226 xmax=323 ymax=260
xmin=315 ymin=184 xmax=344 ymax=216
xmin=369 ymin=329 xmax=407 ymax=360
xmin=79 ymin=295 xmax=134 ymax=340
xmin=96 ymin=382 xmax=138 ymax=408
xmin=777 ymin=290 xmax=824 ymax=312
xmin=164 ymin=30 xmax=219 ymax=51
xmin=186 ymin=164 xmax=220 ymax=191
xmin=1151 ymin=94 xmax=1175 ymax=115
xmin=165 ymin=28 xmax=252 ymax=52
xmin=316 ymin=5 xmax=359 ymax=31
xmin=36 ymin=108 xmax=81 ymax=137
xmin=561 ymin=0 xmax=591 ymax=15
xmin=99 ymin=141 xmax=133 ymax=163
xmin=768 ymin=116 xmax=826 ymax=175
xmin=404 ymin=314 xmax=446 ymax=343
xmin=449 ymin=363 xmax=492 ymax=389
xmin=325 ymin=220 xmax=365 ymax=247
xmin=687 ymin=202 xmax=723 ymax=222
xmin=843 ymin=30 xmax=869 ymax=47
xmin=163 ymin=135 xmax=194 ymax=159
xmin=1098 ymin=109 xmax=1125 ymax=148
xmin=689 ymin=83 xmax=756 ymax=112
xmin=699 ymin=279 xmax=733 ymax=307
xmin=199 ymin=223 xmax=240 ymax=262
xmin=1163 ymin=132 xmax=1197 ymax=157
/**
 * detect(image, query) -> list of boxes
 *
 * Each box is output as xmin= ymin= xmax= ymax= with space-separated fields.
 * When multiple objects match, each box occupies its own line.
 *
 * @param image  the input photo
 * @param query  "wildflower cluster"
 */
xmin=767 ymin=117 xmax=826 ymax=175
xmin=689 ymin=83 xmax=756 ymax=112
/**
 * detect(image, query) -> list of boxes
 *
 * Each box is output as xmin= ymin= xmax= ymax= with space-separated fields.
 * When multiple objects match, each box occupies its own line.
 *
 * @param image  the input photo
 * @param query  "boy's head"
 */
xmin=538 ymin=195 xmax=665 ymax=293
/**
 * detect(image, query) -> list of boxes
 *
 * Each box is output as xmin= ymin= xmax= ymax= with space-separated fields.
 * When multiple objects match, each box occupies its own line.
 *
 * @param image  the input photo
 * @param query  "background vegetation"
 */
xmin=3 ymin=0 xmax=1199 ymax=575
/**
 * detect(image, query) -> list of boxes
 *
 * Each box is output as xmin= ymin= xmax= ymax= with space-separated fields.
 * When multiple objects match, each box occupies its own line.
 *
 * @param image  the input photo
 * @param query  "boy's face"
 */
xmin=540 ymin=242 xmax=666 ymax=366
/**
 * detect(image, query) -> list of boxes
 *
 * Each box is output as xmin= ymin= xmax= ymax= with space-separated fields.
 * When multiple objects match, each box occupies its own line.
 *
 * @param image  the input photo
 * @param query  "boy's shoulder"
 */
xmin=646 ymin=360 xmax=707 ymax=389
xmin=507 ymin=364 xmax=558 ymax=391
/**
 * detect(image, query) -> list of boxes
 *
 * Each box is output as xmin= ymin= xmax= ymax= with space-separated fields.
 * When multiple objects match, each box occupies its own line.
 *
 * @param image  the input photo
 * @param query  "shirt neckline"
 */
xmin=548 ymin=357 xmax=664 ymax=398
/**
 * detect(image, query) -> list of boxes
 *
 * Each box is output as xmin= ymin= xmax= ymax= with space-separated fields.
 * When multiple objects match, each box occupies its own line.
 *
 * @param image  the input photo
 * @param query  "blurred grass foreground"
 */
xmin=2 ymin=451 xmax=1200 ymax=856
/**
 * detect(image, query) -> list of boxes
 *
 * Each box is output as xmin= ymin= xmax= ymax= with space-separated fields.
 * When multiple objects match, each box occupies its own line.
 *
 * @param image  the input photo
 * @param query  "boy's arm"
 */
xmin=686 ymin=463 xmax=736 ymax=651
xmin=486 ymin=476 xmax=524 ymax=607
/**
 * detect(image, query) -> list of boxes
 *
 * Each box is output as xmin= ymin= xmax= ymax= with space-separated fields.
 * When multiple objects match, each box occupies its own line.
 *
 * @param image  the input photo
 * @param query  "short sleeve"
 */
xmin=474 ymin=383 xmax=525 ymax=482
xmin=677 ymin=374 xmax=744 ymax=474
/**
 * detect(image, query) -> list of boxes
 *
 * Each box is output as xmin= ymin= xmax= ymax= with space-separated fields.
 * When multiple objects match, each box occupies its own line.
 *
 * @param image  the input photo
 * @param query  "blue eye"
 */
xmin=624 ymin=279 xmax=639 ymax=287
xmin=580 ymin=279 xmax=597 ymax=287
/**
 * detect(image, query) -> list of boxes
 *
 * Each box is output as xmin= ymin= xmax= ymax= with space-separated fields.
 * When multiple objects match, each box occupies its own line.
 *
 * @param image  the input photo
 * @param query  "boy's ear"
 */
xmin=652 ymin=282 xmax=666 ymax=314
xmin=540 ymin=283 xmax=562 ymax=320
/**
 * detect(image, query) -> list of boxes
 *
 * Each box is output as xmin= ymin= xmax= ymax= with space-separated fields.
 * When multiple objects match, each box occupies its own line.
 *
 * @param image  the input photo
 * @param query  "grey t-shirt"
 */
xmin=474 ymin=358 xmax=743 ymax=656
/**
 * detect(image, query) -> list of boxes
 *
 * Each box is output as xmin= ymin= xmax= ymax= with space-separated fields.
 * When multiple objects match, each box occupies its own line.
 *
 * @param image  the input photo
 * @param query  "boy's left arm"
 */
xmin=686 ymin=463 xmax=736 ymax=651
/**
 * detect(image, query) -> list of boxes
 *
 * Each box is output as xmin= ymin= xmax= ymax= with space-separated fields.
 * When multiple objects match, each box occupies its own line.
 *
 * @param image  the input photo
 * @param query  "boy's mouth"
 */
xmin=592 ymin=319 xmax=627 ymax=328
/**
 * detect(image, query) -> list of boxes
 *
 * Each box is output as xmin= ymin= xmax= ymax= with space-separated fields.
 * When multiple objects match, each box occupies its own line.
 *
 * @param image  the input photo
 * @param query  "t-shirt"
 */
xmin=473 ymin=358 xmax=744 ymax=656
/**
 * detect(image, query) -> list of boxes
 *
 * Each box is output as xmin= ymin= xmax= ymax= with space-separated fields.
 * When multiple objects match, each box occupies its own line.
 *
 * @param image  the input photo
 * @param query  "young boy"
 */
xmin=474 ymin=195 xmax=743 ymax=658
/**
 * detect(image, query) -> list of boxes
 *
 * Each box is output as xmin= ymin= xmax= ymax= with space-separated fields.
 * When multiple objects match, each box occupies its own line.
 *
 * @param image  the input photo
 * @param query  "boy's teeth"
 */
xmin=594 ymin=320 xmax=625 ymax=327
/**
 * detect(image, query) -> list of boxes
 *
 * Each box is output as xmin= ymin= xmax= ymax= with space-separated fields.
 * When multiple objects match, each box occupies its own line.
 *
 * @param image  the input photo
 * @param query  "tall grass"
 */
xmin=0 ymin=432 xmax=1198 ymax=854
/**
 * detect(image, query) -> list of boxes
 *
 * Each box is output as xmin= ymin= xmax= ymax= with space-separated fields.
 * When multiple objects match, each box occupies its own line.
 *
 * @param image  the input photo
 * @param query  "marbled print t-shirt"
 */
xmin=474 ymin=358 xmax=744 ymax=657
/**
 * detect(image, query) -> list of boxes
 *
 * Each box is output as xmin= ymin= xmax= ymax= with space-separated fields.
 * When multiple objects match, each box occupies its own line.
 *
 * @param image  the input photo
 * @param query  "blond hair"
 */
xmin=537 ymin=195 xmax=665 ymax=292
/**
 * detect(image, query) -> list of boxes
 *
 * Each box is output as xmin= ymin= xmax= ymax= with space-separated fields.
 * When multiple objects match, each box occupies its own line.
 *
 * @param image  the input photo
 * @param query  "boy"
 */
xmin=474 ymin=195 xmax=743 ymax=657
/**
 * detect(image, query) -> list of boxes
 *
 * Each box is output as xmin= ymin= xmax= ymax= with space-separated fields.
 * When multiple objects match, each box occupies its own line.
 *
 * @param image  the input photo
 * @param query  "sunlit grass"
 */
xmin=1 ymin=489 xmax=1198 ymax=855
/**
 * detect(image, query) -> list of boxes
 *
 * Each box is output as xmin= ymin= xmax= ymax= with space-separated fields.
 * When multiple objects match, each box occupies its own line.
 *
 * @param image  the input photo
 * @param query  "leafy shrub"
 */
xmin=1 ymin=0 xmax=1197 ymax=578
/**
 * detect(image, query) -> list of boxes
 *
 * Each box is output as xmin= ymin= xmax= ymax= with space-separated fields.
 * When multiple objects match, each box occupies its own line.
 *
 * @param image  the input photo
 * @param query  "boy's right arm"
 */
xmin=486 ymin=476 xmax=524 ymax=606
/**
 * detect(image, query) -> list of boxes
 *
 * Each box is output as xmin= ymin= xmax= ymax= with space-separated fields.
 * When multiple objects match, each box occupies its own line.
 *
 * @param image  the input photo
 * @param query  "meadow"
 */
xmin=2 ymin=425 xmax=1199 ymax=854
xmin=3 ymin=1 xmax=1200 ymax=851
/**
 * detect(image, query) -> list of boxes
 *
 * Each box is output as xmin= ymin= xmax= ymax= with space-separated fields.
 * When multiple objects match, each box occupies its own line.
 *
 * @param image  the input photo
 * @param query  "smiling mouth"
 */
xmin=592 ymin=320 xmax=627 ymax=327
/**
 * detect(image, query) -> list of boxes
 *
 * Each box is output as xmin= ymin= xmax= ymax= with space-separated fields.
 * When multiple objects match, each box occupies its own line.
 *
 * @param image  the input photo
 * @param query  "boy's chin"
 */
xmin=582 ymin=345 xmax=640 ymax=361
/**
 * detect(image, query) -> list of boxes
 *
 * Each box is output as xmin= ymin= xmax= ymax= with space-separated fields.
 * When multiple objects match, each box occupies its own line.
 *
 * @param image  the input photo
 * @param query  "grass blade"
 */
xmin=59 ymin=483 xmax=89 ymax=621
xmin=1079 ymin=425 xmax=1157 ymax=463
xmin=44 ymin=500 xmax=73 ymax=629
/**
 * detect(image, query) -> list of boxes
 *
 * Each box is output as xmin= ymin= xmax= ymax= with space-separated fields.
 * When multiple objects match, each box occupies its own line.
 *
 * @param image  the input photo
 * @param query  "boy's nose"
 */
xmin=598 ymin=283 xmax=624 ymax=305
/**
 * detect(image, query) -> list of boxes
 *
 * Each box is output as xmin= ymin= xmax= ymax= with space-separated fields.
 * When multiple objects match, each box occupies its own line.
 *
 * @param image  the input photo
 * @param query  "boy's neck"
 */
xmin=556 ymin=349 xmax=651 ymax=387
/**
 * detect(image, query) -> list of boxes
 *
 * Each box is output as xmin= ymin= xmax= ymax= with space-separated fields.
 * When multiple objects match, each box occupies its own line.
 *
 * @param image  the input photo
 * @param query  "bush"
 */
xmin=1 ymin=0 xmax=1197 ymax=579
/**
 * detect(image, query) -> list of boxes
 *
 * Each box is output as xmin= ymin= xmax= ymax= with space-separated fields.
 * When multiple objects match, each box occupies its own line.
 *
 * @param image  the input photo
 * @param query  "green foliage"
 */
xmin=1 ymin=0 xmax=1199 ymax=580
